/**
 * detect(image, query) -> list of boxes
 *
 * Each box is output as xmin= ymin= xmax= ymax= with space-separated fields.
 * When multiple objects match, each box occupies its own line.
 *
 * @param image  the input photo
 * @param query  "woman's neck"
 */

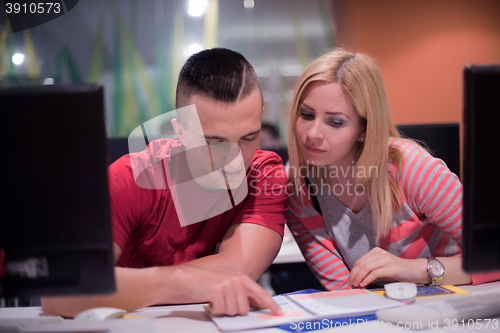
xmin=323 ymin=157 xmax=358 ymax=185
xmin=321 ymin=159 xmax=368 ymax=214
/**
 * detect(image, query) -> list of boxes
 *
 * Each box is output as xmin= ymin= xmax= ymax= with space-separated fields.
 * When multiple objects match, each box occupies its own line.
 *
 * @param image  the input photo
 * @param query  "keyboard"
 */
xmin=376 ymin=292 xmax=500 ymax=330
xmin=0 ymin=316 xmax=64 ymax=331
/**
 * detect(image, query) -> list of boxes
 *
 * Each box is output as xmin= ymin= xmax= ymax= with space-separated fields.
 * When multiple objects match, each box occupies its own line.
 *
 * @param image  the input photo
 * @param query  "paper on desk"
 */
xmin=208 ymin=289 xmax=404 ymax=331
xmin=288 ymin=289 xmax=403 ymax=316
xmin=207 ymin=295 xmax=312 ymax=332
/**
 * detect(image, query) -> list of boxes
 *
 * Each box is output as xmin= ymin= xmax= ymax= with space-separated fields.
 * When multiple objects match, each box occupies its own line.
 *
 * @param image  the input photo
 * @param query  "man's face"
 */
xmin=177 ymin=89 xmax=263 ymax=191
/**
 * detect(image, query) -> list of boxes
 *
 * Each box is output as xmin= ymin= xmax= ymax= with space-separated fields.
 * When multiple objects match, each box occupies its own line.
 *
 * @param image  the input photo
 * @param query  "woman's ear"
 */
xmin=358 ymin=127 xmax=367 ymax=143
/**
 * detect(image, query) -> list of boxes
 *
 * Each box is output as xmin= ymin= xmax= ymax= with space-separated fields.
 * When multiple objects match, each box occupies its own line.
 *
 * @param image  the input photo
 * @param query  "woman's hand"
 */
xmin=348 ymin=247 xmax=428 ymax=287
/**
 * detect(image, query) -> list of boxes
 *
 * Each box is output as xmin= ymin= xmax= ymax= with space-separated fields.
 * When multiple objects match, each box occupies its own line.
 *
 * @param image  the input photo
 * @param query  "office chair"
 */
xmin=396 ymin=123 xmax=460 ymax=178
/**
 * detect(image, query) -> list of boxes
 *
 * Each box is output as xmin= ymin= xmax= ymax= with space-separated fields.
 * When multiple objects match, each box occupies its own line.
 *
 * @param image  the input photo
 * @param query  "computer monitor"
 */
xmin=0 ymin=85 xmax=115 ymax=297
xmin=463 ymin=65 xmax=500 ymax=272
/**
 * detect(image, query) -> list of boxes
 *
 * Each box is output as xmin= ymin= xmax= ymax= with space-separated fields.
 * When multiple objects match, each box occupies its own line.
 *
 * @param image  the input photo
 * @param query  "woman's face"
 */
xmin=295 ymin=81 xmax=365 ymax=168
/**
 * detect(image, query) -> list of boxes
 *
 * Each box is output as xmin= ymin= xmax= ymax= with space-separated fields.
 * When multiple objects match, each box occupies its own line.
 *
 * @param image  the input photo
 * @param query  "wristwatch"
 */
xmin=427 ymin=257 xmax=445 ymax=286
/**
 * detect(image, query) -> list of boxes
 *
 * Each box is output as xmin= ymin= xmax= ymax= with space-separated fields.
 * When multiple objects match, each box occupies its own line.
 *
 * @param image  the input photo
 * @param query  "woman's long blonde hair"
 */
xmin=288 ymin=49 xmax=404 ymax=240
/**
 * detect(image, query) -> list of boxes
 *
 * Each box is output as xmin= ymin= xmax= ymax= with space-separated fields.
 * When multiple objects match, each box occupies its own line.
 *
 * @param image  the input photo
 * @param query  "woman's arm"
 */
xmin=287 ymin=194 xmax=350 ymax=290
xmin=397 ymin=143 xmax=500 ymax=285
xmin=350 ymin=142 xmax=498 ymax=287
xmin=348 ymin=247 xmax=471 ymax=287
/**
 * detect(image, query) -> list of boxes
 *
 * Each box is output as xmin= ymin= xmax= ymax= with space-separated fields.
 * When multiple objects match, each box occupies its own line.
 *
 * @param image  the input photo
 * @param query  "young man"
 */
xmin=42 ymin=48 xmax=287 ymax=317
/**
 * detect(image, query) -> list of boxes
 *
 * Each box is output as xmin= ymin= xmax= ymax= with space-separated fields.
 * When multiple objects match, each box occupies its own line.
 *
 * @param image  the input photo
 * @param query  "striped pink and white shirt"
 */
xmin=287 ymin=140 xmax=500 ymax=290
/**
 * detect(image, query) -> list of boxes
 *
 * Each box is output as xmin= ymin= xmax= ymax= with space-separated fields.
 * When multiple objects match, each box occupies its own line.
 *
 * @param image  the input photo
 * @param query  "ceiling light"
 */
xmin=12 ymin=53 xmax=25 ymax=65
xmin=186 ymin=44 xmax=203 ymax=57
xmin=188 ymin=0 xmax=208 ymax=17
xmin=244 ymin=0 xmax=254 ymax=9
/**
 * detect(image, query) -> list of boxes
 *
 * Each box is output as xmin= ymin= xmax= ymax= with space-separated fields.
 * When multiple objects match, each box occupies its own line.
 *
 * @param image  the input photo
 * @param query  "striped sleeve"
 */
xmin=398 ymin=142 xmax=463 ymax=244
xmin=397 ymin=142 xmax=500 ymax=285
xmin=287 ymin=194 xmax=351 ymax=290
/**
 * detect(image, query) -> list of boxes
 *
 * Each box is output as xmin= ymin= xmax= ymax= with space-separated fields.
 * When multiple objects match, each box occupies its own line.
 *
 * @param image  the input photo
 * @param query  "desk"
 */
xmin=3 ymin=281 xmax=500 ymax=333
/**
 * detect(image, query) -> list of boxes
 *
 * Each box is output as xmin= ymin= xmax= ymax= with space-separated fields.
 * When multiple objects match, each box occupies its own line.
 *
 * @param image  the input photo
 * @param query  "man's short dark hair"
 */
xmin=176 ymin=48 xmax=262 ymax=108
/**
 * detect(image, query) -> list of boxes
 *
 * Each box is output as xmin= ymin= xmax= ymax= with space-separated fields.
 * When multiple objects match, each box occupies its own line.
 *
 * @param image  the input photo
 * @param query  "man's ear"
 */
xmin=172 ymin=118 xmax=184 ymax=144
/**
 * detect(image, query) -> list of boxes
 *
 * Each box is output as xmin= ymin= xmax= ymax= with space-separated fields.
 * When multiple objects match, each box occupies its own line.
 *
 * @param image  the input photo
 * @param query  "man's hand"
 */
xmin=348 ymin=247 xmax=427 ymax=287
xmin=42 ymin=265 xmax=283 ymax=318
xmin=173 ymin=266 xmax=283 ymax=316
xmin=43 ymin=227 xmax=284 ymax=319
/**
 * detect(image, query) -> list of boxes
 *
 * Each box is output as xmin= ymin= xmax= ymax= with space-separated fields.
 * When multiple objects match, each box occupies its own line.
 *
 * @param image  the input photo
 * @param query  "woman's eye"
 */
xmin=242 ymin=136 xmax=257 ymax=142
xmin=328 ymin=119 xmax=345 ymax=127
xmin=300 ymin=110 xmax=314 ymax=120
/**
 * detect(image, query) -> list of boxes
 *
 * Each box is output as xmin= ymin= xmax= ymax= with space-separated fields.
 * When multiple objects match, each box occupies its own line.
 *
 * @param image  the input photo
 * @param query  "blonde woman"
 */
xmin=287 ymin=49 xmax=500 ymax=290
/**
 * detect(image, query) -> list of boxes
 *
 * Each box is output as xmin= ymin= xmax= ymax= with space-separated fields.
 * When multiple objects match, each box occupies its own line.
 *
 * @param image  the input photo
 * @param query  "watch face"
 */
xmin=429 ymin=260 xmax=444 ymax=276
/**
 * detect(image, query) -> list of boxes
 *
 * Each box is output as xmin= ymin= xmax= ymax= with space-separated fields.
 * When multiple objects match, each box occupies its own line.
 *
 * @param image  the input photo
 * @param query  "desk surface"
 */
xmin=2 ymin=281 xmax=500 ymax=333
xmin=134 ymin=282 xmax=500 ymax=333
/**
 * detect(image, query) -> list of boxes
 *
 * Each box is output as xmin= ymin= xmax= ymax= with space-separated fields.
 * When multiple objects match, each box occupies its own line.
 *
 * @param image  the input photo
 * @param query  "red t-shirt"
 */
xmin=108 ymin=139 xmax=287 ymax=268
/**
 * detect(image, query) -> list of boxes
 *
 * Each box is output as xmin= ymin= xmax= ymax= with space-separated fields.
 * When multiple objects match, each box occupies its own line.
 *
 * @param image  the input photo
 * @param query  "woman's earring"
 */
xmin=359 ymin=137 xmax=365 ymax=143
